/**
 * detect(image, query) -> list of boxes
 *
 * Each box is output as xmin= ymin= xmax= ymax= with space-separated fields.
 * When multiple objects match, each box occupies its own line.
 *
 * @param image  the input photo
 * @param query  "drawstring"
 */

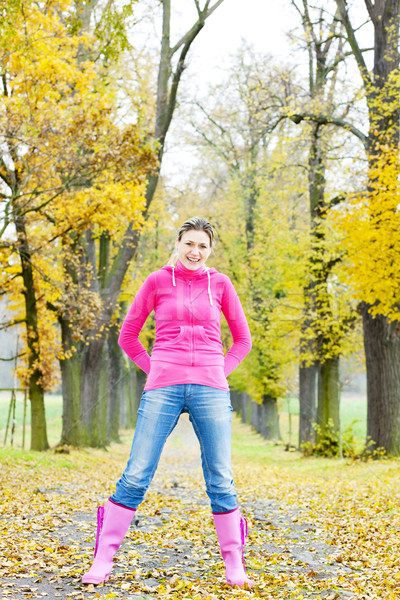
xmin=207 ymin=270 xmax=214 ymax=307
xmin=171 ymin=265 xmax=213 ymax=306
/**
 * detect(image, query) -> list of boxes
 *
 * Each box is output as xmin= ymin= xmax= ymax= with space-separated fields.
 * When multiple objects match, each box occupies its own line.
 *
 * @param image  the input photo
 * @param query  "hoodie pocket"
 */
xmin=193 ymin=326 xmax=224 ymax=366
xmin=152 ymin=326 xmax=191 ymax=363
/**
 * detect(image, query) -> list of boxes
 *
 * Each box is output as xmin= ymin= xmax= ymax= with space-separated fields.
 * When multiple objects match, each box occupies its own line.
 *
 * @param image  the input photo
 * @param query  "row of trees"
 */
xmin=1 ymin=0 xmax=400 ymax=455
xmin=0 ymin=0 xmax=224 ymax=449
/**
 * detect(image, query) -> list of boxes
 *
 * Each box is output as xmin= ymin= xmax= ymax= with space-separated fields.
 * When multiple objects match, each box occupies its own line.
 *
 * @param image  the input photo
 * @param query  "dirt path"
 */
xmin=2 ymin=415 xmax=357 ymax=600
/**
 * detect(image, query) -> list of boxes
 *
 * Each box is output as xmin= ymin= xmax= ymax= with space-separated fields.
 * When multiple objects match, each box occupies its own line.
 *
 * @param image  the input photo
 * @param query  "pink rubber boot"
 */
xmin=82 ymin=500 xmax=136 ymax=585
xmin=213 ymin=508 xmax=254 ymax=588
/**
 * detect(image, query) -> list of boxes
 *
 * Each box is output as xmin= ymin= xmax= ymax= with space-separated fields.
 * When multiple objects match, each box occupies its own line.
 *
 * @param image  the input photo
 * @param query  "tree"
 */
xmin=0 ymin=0 xmax=154 ymax=449
xmin=333 ymin=0 xmax=400 ymax=454
xmin=289 ymin=0 xmax=358 ymax=447
xmin=184 ymin=47 xmax=309 ymax=439
xmin=58 ymin=0 xmax=226 ymax=447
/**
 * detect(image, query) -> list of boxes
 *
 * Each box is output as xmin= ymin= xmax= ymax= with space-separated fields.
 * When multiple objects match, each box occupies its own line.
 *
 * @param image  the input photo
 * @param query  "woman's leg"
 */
xmin=82 ymin=386 xmax=184 ymax=584
xmin=187 ymin=384 xmax=253 ymax=588
xmin=111 ymin=386 xmax=185 ymax=508
xmin=186 ymin=384 xmax=237 ymax=513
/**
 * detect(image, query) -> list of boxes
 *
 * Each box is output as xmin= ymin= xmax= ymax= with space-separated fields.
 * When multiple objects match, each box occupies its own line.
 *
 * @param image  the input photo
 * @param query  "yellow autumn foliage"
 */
xmin=0 ymin=0 xmax=156 ymax=389
xmin=335 ymin=147 xmax=400 ymax=321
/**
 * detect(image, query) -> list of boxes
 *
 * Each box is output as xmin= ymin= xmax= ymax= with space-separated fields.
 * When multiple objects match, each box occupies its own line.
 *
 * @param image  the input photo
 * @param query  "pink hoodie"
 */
xmin=118 ymin=260 xmax=252 ymax=391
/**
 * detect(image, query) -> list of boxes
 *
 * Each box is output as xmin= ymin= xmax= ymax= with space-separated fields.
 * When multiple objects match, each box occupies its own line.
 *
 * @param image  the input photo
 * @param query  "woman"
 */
xmin=82 ymin=217 xmax=253 ymax=588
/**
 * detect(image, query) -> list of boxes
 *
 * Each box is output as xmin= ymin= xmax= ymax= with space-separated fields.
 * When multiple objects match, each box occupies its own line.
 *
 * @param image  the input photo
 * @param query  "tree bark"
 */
xmin=258 ymin=395 xmax=281 ymax=440
xmin=362 ymin=307 xmax=400 ymax=454
xmin=29 ymin=375 xmax=50 ymax=451
xmin=293 ymin=3 xmax=350 ymax=449
xmin=298 ymin=120 xmax=325 ymax=445
xmin=78 ymin=338 xmax=106 ymax=446
xmin=14 ymin=214 xmax=49 ymax=451
xmin=241 ymin=392 xmax=251 ymax=425
xmin=125 ymin=362 xmax=138 ymax=428
xmin=136 ymin=369 xmax=146 ymax=409
xmin=363 ymin=1 xmax=400 ymax=456
xmin=119 ymin=362 xmax=127 ymax=429
xmin=317 ymin=356 xmax=340 ymax=437
xmin=59 ymin=321 xmax=81 ymax=446
xmin=107 ymin=323 xmax=122 ymax=443
xmin=299 ymin=361 xmax=318 ymax=446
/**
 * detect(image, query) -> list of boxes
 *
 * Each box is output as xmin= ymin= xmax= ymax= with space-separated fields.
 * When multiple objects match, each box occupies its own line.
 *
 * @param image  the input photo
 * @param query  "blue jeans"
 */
xmin=110 ymin=384 xmax=238 ymax=513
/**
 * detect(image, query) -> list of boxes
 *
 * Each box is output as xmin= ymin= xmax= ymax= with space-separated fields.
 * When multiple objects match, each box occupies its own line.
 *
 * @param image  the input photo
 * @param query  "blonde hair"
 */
xmin=168 ymin=217 xmax=217 ymax=266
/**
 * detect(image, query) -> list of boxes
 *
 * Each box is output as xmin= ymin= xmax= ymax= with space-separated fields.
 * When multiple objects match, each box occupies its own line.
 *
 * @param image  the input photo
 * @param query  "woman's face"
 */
xmin=175 ymin=229 xmax=212 ymax=270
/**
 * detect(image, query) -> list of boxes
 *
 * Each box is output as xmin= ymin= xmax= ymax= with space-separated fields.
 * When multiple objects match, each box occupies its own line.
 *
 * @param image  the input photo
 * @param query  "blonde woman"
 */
xmin=82 ymin=217 xmax=253 ymax=588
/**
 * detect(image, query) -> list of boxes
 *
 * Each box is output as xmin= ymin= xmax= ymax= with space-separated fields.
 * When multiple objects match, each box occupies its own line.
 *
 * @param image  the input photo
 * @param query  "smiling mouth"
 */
xmin=187 ymin=257 xmax=200 ymax=262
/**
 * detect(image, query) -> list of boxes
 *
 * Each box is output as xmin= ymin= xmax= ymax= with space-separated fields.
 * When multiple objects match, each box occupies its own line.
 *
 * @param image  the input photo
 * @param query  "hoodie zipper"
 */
xmin=188 ymin=280 xmax=194 ymax=366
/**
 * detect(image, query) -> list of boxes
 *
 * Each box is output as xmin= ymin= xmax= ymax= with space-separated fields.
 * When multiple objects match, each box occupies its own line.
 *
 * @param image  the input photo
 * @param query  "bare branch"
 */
xmin=335 ymin=0 xmax=371 ymax=86
xmin=193 ymin=102 xmax=242 ymax=170
xmin=289 ymin=112 xmax=368 ymax=148
xmin=0 ymin=352 xmax=26 ymax=361
xmin=193 ymin=0 xmax=202 ymax=16
xmin=192 ymin=123 xmax=240 ymax=172
xmin=170 ymin=0 xmax=225 ymax=55
xmin=0 ymin=318 xmax=26 ymax=331
xmin=364 ymin=0 xmax=378 ymax=25
xmin=321 ymin=5 xmax=341 ymax=61
xmin=19 ymin=189 xmax=65 ymax=217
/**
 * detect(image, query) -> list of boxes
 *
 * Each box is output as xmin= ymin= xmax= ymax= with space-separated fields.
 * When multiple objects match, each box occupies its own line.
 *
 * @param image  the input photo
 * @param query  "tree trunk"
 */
xmin=136 ymin=368 xmax=146 ymax=410
xmin=294 ymin=6 xmax=348 ymax=453
xmin=15 ymin=214 xmax=49 ymax=451
xmin=107 ymin=324 xmax=122 ymax=442
xmin=260 ymin=394 xmax=280 ymax=440
xmin=241 ymin=392 xmax=250 ymax=425
xmin=317 ymin=356 xmax=340 ymax=437
xmin=119 ymin=360 xmax=127 ymax=429
xmin=29 ymin=373 xmax=50 ymax=451
xmin=59 ymin=322 xmax=81 ymax=446
xmin=230 ymin=389 xmax=241 ymax=414
xmin=362 ymin=1 xmax=400 ymax=456
xmin=362 ymin=306 xmax=400 ymax=455
xmin=298 ymin=121 xmax=327 ymax=449
xmin=299 ymin=361 xmax=318 ymax=447
xmin=79 ymin=338 xmax=107 ymax=446
xmin=126 ymin=362 xmax=138 ymax=428
xmin=99 ymin=343 xmax=109 ymax=444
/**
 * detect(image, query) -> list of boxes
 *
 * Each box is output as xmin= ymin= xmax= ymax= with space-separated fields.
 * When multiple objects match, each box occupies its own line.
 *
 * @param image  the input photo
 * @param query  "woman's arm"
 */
xmin=118 ymin=274 xmax=157 ymax=374
xmin=221 ymin=276 xmax=252 ymax=377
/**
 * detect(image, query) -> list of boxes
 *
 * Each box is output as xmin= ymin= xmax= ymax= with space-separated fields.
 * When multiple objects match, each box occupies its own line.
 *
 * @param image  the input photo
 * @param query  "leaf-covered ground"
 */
xmin=1 ymin=415 xmax=399 ymax=600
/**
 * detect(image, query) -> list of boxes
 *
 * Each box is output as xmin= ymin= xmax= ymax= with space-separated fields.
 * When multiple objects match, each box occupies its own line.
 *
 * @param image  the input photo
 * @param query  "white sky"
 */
xmin=142 ymin=0 xmax=371 ymax=182
xmin=158 ymin=0 xmax=299 ymax=179
xmin=171 ymin=0 xmax=297 ymax=84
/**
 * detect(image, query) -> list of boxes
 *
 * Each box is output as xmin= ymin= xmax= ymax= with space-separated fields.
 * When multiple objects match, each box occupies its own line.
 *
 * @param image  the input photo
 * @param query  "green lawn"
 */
xmin=0 ymin=391 xmax=62 ymax=449
xmin=279 ymin=391 xmax=367 ymax=449
xmin=0 ymin=389 xmax=367 ymax=451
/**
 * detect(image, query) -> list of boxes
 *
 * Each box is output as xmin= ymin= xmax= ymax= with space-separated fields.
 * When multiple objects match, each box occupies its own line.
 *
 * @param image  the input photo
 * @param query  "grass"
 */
xmin=248 ymin=391 xmax=367 ymax=451
xmin=0 ymin=391 xmax=62 ymax=449
xmin=0 ymin=388 xmax=367 ymax=454
xmin=232 ymin=415 xmax=347 ymax=472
